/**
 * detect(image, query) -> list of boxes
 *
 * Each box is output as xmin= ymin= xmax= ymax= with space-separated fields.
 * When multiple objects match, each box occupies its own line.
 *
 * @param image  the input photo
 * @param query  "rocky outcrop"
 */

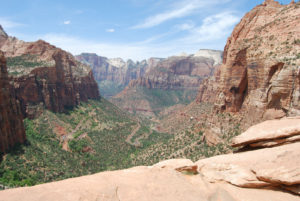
xmin=128 ymin=54 xmax=221 ymax=90
xmin=196 ymin=65 xmax=221 ymax=104
xmin=197 ymin=0 xmax=300 ymax=121
xmin=193 ymin=49 xmax=223 ymax=66
xmin=0 ymin=27 xmax=100 ymax=118
xmin=0 ymin=25 xmax=8 ymax=46
xmin=196 ymin=142 xmax=300 ymax=191
xmin=232 ymin=117 xmax=300 ymax=148
xmin=1 ymin=118 xmax=299 ymax=200
xmin=110 ymin=51 xmax=222 ymax=118
xmin=196 ymin=117 xmax=300 ymax=195
xmin=76 ymin=53 xmax=148 ymax=85
xmin=0 ymin=51 xmax=25 ymax=153
xmin=77 ymin=50 xmax=222 ymax=100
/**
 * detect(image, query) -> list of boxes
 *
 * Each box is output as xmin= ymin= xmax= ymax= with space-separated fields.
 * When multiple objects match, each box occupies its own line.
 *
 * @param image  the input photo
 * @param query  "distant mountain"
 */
xmin=76 ymin=50 xmax=223 ymax=99
xmin=76 ymin=53 xmax=149 ymax=98
xmin=193 ymin=49 xmax=223 ymax=66
xmin=110 ymin=51 xmax=223 ymax=119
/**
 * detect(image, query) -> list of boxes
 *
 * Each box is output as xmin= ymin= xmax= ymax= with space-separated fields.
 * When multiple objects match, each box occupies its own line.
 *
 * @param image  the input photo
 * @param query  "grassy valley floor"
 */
xmin=0 ymin=98 xmax=240 ymax=188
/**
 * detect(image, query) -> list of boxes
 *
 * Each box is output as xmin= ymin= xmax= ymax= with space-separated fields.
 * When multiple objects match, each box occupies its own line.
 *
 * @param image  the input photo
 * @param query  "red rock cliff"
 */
xmin=0 ymin=51 xmax=25 ymax=153
xmin=76 ymin=53 xmax=148 ymax=86
xmin=128 ymin=54 xmax=221 ymax=90
xmin=197 ymin=0 xmax=300 ymax=119
xmin=0 ymin=28 xmax=100 ymax=118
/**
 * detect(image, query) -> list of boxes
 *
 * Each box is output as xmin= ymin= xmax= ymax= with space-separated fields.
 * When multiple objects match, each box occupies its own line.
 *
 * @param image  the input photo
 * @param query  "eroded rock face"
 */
xmin=77 ymin=50 xmax=223 ymax=91
xmin=196 ymin=142 xmax=300 ymax=190
xmin=197 ymin=0 xmax=300 ymax=120
xmin=232 ymin=117 xmax=300 ymax=148
xmin=0 ymin=25 xmax=8 ymax=46
xmin=0 ymin=27 xmax=100 ymax=118
xmin=76 ymin=53 xmax=148 ymax=86
xmin=128 ymin=55 xmax=220 ymax=90
xmin=0 ymin=51 xmax=25 ymax=153
xmin=110 ymin=52 xmax=222 ymax=118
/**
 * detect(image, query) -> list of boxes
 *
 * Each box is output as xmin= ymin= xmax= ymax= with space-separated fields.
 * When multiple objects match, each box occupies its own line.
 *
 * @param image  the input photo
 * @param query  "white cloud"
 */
xmin=106 ymin=28 xmax=115 ymax=33
xmin=0 ymin=18 xmax=24 ymax=28
xmin=39 ymin=33 xmax=190 ymax=61
xmin=131 ymin=0 xmax=231 ymax=29
xmin=179 ymin=12 xmax=240 ymax=43
xmin=132 ymin=4 xmax=198 ymax=29
xmin=63 ymin=20 xmax=71 ymax=25
xmin=176 ymin=22 xmax=195 ymax=31
xmin=33 ymin=9 xmax=239 ymax=61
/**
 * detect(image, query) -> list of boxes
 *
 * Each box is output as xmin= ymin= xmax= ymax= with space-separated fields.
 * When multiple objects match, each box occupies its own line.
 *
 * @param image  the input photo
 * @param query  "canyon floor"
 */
xmin=1 ymin=117 xmax=299 ymax=201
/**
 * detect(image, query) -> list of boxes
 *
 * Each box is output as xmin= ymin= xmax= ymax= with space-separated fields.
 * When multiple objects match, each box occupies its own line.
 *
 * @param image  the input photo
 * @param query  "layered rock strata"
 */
xmin=128 ymin=54 xmax=221 ymax=90
xmin=77 ymin=50 xmax=223 ymax=91
xmin=197 ymin=0 xmax=300 ymax=120
xmin=232 ymin=116 xmax=300 ymax=148
xmin=0 ymin=27 xmax=100 ymax=118
xmin=0 ymin=51 xmax=25 ymax=153
xmin=110 ymin=52 xmax=222 ymax=118
xmin=76 ymin=53 xmax=148 ymax=86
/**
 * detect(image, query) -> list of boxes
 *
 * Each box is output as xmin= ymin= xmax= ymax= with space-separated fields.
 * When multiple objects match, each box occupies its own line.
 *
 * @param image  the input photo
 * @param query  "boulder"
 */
xmin=232 ymin=117 xmax=300 ymax=147
xmin=196 ymin=142 xmax=300 ymax=193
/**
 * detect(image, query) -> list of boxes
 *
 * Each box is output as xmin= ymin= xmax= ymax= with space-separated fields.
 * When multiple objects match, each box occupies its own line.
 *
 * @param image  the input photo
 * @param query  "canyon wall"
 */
xmin=0 ymin=51 xmax=25 ymax=153
xmin=128 ymin=52 xmax=222 ymax=90
xmin=0 ymin=25 xmax=100 ymax=152
xmin=197 ymin=0 xmax=300 ymax=121
xmin=111 ymin=52 xmax=222 ymax=118
xmin=76 ymin=53 xmax=148 ymax=86
xmin=0 ymin=27 xmax=100 ymax=118
xmin=76 ymin=51 xmax=222 ymax=98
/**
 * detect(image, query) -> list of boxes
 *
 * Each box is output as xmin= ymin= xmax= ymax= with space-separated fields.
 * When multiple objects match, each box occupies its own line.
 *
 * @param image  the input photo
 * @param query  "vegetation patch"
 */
xmin=0 ymin=99 xmax=171 ymax=187
xmin=7 ymin=55 xmax=45 ymax=68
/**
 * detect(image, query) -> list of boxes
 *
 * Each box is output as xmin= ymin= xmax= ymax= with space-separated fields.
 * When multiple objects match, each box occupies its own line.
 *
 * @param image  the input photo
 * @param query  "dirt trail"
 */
xmin=125 ymin=122 xmax=141 ymax=146
xmin=134 ymin=129 xmax=153 ymax=147
xmin=61 ymin=109 xmax=95 ymax=151
xmin=125 ymin=121 xmax=155 ymax=147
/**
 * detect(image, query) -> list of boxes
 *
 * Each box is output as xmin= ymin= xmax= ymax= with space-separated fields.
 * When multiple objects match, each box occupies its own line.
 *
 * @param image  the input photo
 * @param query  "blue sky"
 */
xmin=0 ymin=0 xmax=294 ymax=60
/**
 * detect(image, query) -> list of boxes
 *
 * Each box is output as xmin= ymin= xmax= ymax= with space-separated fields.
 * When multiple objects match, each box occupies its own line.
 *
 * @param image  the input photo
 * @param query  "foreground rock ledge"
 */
xmin=232 ymin=117 xmax=300 ymax=148
xmin=196 ymin=142 xmax=300 ymax=190
xmin=1 ymin=115 xmax=300 ymax=201
xmin=0 ymin=157 xmax=299 ymax=201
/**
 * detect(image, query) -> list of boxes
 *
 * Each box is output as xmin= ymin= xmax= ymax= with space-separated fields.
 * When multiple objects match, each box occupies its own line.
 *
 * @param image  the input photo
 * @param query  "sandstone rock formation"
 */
xmin=197 ymin=0 xmax=300 ymax=121
xmin=0 ymin=25 xmax=8 ymax=46
xmin=110 ymin=52 xmax=222 ymax=118
xmin=0 ymin=27 xmax=100 ymax=118
xmin=76 ymin=53 xmax=148 ymax=86
xmin=232 ymin=116 xmax=300 ymax=148
xmin=193 ymin=49 xmax=223 ymax=66
xmin=196 ymin=117 xmax=300 ymax=195
xmin=1 ymin=117 xmax=299 ymax=201
xmin=77 ymin=50 xmax=222 ymax=100
xmin=128 ymin=54 xmax=221 ymax=90
xmin=0 ymin=51 xmax=25 ymax=153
